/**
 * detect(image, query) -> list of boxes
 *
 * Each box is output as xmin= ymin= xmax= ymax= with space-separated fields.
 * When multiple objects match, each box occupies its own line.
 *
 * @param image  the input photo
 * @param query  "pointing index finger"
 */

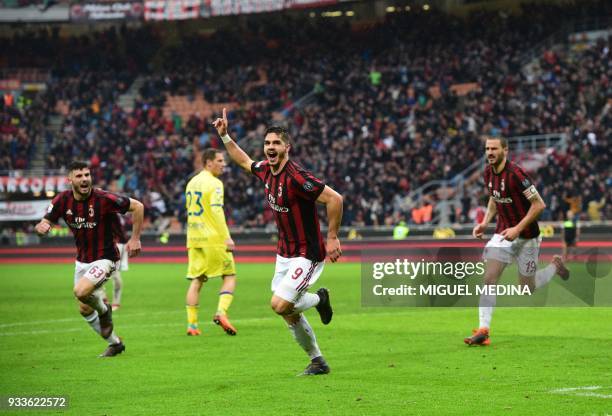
xmin=222 ymin=107 xmax=227 ymax=122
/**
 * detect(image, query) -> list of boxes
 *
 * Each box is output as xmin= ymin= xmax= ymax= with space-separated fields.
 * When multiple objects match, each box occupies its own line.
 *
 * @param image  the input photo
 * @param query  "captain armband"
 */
xmin=523 ymin=185 xmax=539 ymax=200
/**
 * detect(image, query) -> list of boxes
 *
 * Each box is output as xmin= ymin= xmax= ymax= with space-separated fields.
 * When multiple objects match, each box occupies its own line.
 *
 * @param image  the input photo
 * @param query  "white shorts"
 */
xmin=74 ymin=259 xmax=116 ymax=289
xmin=483 ymin=233 xmax=541 ymax=277
xmin=116 ymin=243 xmax=129 ymax=272
xmin=271 ymin=255 xmax=325 ymax=304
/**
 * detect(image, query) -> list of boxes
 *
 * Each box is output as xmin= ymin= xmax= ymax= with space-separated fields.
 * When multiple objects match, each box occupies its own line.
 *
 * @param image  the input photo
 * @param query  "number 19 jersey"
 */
xmin=185 ymin=170 xmax=230 ymax=248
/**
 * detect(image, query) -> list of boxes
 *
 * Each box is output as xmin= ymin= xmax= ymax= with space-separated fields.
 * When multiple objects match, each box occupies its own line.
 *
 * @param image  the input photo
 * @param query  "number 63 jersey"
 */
xmin=44 ymin=189 xmax=130 ymax=263
xmin=185 ymin=169 xmax=230 ymax=248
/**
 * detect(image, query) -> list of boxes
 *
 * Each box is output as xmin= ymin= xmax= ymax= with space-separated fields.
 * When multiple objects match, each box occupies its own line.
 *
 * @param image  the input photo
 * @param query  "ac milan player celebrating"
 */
xmin=35 ymin=161 xmax=144 ymax=357
xmin=213 ymin=108 xmax=343 ymax=376
xmin=465 ymin=137 xmax=569 ymax=346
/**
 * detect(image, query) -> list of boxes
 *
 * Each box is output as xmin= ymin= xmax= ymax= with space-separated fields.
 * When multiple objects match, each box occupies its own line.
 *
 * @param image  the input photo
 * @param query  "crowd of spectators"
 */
xmin=1 ymin=1 xmax=610 ymax=229
xmin=519 ymin=9 xmax=611 ymax=226
xmin=0 ymin=93 xmax=47 ymax=172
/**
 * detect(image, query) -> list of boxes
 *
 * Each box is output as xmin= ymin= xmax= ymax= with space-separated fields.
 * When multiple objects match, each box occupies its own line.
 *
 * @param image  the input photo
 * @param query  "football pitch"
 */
xmin=0 ymin=262 xmax=610 ymax=415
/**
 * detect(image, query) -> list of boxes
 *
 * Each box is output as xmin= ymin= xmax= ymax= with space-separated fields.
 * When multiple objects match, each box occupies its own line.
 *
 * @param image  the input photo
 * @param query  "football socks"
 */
xmin=287 ymin=314 xmax=321 ymax=360
xmin=186 ymin=305 xmax=199 ymax=328
xmin=293 ymin=292 xmax=320 ymax=313
xmin=535 ymin=263 xmax=556 ymax=289
xmin=478 ymin=293 xmax=496 ymax=329
xmin=83 ymin=310 xmax=101 ymax=335
xmin=216 ymin=292 xmax=234 ymax=316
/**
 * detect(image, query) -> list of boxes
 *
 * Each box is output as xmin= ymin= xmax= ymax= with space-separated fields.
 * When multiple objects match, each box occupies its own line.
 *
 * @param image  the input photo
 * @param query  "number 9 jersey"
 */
xmin=185 ymin=170 xmax=230 ymax=248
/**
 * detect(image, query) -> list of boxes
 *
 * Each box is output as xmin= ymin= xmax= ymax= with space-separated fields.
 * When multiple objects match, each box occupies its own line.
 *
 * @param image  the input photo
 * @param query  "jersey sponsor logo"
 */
xmin=70 ymin=216 xmax=98 ymax=229
xmin=303 ymin=181 xmax=314 ymax=191
xmin=492 ymin=197 xmax=513 ymax=204
xmin=66 ymin=208 xmax=72 ymax=215
xmin=492 ymin=190 xmax=513 ymax=204
xmin=267 ymin=194 xmax=289 ymax=213
xmin=269 ymin=203 xmax=289 ymax=213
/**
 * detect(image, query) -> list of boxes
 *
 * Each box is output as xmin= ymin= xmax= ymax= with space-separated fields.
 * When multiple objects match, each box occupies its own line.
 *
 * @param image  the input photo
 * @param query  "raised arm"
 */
xmin=126 ymin=198 xmax=144 ymax=257
xmin=316 ymin=185 xmax=343 ymax=262
xmin=212 ymin=108 xmax=254 ymax=172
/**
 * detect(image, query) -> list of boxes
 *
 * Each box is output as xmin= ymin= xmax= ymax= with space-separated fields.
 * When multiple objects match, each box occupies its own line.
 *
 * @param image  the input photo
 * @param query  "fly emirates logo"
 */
xmin=491 ymin=189 xmax=513 ymax=204
xmin=69 ymin=216 xmax=97 ymax=229
xmin=267 ymin=194 xmax=289 ymax=213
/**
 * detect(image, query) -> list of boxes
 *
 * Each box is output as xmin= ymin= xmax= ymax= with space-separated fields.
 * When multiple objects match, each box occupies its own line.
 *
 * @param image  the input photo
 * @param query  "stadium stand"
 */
xmin=1 ymin=1 xmax=610 ymax=230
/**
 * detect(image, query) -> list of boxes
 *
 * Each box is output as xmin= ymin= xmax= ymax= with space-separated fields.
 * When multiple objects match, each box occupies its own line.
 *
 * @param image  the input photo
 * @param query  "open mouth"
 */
xmin=267 ymin=152 xmax=278 ymax=162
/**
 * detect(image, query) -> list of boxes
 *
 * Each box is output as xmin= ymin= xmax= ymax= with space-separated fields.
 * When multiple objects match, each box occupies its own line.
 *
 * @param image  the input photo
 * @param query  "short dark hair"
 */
xmin=264 ymin=126 xmax=291 ymax=145
xmin=484 ymin=135 xmax=508 ymax=149
xmin=68 ymin=160 xmax=89 ymax=172
xmin=202 ymin=148 xmax=223 ymax=164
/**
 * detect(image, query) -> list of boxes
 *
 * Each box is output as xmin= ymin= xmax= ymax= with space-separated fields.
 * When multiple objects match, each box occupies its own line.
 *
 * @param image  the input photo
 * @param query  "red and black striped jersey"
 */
xmin=484 ymin=160 xmax=540 ymax=239
xmin=251 ymin=159 xmax=326 ymax=262
xmin=44 ymin=189 xmax=131 ymax=262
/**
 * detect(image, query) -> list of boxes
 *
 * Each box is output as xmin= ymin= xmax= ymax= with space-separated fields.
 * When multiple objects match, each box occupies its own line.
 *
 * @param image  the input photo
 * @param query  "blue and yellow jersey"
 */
xmin=185 ymin=170 xmax=230 ymax=248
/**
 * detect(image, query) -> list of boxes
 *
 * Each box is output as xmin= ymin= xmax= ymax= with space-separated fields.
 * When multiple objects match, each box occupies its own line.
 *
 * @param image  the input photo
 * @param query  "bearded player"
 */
xmin=35 ymin=161 xmax=144 ymax=357
xmin=464 ymin=137 xmax=569 ymax=346
xmin=213 ymin=108 xmax=343 ymax=375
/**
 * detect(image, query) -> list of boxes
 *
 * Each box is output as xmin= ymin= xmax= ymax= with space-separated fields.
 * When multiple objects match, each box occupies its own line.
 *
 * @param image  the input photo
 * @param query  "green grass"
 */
xmin=0 ymin=263 xmax=611 ymax=415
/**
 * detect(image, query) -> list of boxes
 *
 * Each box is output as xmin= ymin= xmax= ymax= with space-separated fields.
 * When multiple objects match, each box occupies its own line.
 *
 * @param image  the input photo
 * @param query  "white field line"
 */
xmin=549 ymin=386 xmax=612 ymax=399
xmin=0 ymin=322 xmax=178 ymax=337
xmin=0 ymin=310 xmax=415 ymax=337
xmin=0 ymin=310 xmax=180 ymax=329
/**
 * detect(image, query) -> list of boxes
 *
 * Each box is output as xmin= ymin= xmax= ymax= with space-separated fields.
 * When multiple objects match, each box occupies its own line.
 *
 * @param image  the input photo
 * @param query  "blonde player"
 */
xmin=185 ymin=148 xmax=237 ymax=336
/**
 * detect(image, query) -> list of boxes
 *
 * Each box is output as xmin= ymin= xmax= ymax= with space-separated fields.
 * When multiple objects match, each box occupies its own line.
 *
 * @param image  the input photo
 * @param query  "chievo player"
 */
xmin=213 ymin=108 xmax=343 ymax=376
xmin=184 ymin=149 xmax=238 ymax=336
xmin=35 ymin=161 xmax=144 ymax=357
xmin=465 ymin=137 xmax=569 ymax=346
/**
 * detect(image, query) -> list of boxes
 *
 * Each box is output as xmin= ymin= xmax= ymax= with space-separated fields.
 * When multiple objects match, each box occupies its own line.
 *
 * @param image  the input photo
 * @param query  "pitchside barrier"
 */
xmin=1 ymin=223 xmax=610 ymax=265
xmin=2 ymin=224 xmax=611 ymax=306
